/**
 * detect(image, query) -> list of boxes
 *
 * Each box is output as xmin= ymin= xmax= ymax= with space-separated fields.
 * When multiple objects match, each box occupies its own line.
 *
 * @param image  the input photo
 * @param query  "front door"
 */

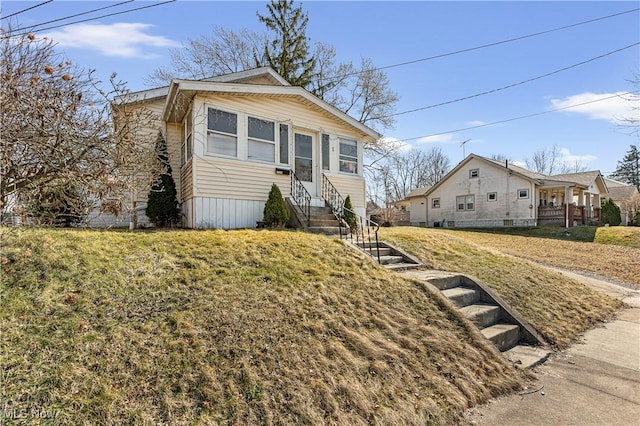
xmin=294 ymin=131 xmax=317 ymax=196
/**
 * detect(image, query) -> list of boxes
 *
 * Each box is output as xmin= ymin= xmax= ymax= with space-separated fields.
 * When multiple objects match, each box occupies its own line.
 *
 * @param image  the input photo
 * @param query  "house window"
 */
xmin=181 ymin=110 xmax=193 ymax=166
xmin=432 ymin=198 xmax=440 ymax=208
xmin=518 ymin=189 xmax=529 ymax=199
xmin=456 ymin=195 xmax=475 ymax=211
xmin=207 ymin=108 xmax=237 ymax=157
xmin=487 ymin=192 xmax=497 ymax=202
xmin=339 ymin=138 xmax=357 ymax=174
xmin=248 ymin=116 xmax=275 ymax=163
xmin=279 ymin=124 xmax=289 ymax=165
xmin=322 ymin=134 xmax=330 ymax=171
xmin=469 ymin=169 xmax=479 ymax=178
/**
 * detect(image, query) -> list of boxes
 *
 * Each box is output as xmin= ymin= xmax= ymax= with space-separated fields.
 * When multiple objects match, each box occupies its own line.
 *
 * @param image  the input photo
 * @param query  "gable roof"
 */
xmin=548 ymin=170 xmax=608 ymax=193
xmin=163 ymin=77 xmax=381 ymax=142
xmin=405 ymin=186 xmax=431 ymax=199
xmin=606 ymin=185 xmax=639 ymax=201
xmin=424 ymin=154 xmax=544 ymax=197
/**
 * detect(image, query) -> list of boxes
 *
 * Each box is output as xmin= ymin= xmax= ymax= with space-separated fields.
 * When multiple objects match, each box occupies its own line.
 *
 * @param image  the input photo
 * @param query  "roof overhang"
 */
xmin=163 ymin=80 xmax=381 ymax=142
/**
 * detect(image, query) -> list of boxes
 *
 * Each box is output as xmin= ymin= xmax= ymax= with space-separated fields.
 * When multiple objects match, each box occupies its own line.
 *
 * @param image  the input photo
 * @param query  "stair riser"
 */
xmin=309 ymin=207 xmax=332 ymax=214
xmin=429 ymin=276 xmax=464 ymax=290
xmin=444 ymin=288 xmax=480 ymax=307
xmin=364 ymin=248 xmax=392 ymax=256
xmin=483 ymin=326 xmax=520 ymax=352
xmin=307 ymin=227 xmax=342 ymax=235
xmin=309 ymin=220 xmax=341 ymax=227
xmin=310 ymin=214 xmax=338 ymax=221
xmin=380 ymin=256 xmax=404 ymax=265
xmin=461 ymin=306 xmax=501 ymax=329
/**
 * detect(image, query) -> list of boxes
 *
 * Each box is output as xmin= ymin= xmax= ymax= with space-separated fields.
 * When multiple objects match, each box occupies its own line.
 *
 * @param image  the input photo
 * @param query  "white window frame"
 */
xmin=456 ymin=195 xmax=475 ymax=211
xmin=487 ymin=192 xmax=497 ymax=202
xmin=279 ymin=123 xmax=290 ymax=165
xmin=181 ymin=108 xmax=193 ymax=167
xmin=469 ymin=169 xmax=479 ymax=178
xmin=339 ymin=137 xmax=358 ymax=174
xmin=518 ymin=189 xmax=529 ymax=199
xmin=247 ymin=116 xmax=276 ymax=163
xmin=432 ymin=198 xmax=440 ymax=208
xmin=206 ymin=107 xmax=238 ymax=158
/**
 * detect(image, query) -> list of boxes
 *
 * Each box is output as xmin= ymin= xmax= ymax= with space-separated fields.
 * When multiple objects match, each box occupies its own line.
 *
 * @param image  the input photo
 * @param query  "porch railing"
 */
xmin=340 ymin=207 xmax=381 ymax=264
xmin=290 ymin=172 xmax=311 ymax=227
xmin=321 ymin=174 xmax=344 ymax=216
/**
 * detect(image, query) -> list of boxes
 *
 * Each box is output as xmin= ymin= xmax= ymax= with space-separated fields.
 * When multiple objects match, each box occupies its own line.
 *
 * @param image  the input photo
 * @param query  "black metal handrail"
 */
xmin=290 ymin=172 xmax=311 ymax=227
xmin=321 ymin=174 xmax=344 ymax=217
xmin=339 ymin=207 xmax=381 ymax=264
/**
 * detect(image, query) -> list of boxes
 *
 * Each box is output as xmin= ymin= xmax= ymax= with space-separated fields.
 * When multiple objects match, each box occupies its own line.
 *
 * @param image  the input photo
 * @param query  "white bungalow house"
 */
xmin=95 ymin=67 xmax=380 ymax=229
xmin=408 ymin=154 xmax=609 ymax=228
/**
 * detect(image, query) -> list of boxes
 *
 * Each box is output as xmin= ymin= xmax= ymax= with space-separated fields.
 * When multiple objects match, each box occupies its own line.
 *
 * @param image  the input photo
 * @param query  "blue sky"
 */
xmin=3 ymin=0 xmax=639 ymax=175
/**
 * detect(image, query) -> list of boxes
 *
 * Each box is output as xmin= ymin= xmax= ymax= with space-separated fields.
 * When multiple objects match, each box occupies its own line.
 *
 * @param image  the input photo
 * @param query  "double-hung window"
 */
xmin=456 ymin=195 xmax=475 ymax=211
xmin=181 ymin=110 xmax=192 ymax=166
xmin=339 ymin=138 xmax=358 ymax=174
xmin=248 ymin=116 xmax=276 ymax=163
xmin=207 ymin=108 xmax=237 ymax=157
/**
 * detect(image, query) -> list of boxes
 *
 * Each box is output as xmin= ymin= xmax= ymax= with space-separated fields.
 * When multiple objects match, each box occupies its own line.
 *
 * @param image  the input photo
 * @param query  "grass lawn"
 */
xmin=1 ymin=228 xmax=523 ymax=425
xmin=443 ymin=228 xmax=640 ymax=287
xmin=379 ymin=227 xmax=623 ymax=349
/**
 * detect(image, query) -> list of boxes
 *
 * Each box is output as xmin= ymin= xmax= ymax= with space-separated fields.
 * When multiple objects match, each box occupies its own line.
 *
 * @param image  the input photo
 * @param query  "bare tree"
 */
xmin=525 ymin=145 xmax=562 ymax=175
xmin=1 ymin=27 xmax=161 ymax=227
xmin=145 ymin=27 xmax=267 ymax=86
xmin=619 ymin=70 xmax=640 ymax=135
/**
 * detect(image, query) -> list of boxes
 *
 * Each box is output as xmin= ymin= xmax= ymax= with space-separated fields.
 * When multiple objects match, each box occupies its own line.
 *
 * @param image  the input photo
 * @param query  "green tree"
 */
xmin=342 ymin=195 xmax=359 ymax=230
xmin=263 ymin=183 xmax=289 ymax=228
xmin=257 ymin=0 xmax=316 ymax=87
xmin=610 ymin=145 xmax=640 ymax=191
xmin=601 ymin=198 xmax=621 ymax=226
xmin=145 ymin=132 xmax=180 ymax=227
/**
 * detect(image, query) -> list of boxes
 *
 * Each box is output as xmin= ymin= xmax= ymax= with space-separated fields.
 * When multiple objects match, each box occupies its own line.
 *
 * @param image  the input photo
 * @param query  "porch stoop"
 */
xmin=399 ymin=270 xmax=550 ymax=369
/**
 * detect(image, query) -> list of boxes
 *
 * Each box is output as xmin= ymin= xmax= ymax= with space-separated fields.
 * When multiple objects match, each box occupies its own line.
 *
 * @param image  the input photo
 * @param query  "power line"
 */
xmin=24 ymin=1 xmax=134 ymax=32
xmin=371 ymin=41 xmax=640 ymax=120
xmin=1 ymin=0 xmax=52 ymax=20
xmin=394 ymin=90 xmax=640 ymax=143
xmin=315 ymin=7 xmax=640 ymax=82
xmin=3 ymin=0 xmax=176 ymax=39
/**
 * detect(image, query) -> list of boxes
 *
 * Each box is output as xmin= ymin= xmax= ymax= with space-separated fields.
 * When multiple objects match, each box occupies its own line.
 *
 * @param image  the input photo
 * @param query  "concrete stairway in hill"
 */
xmin=286 ymin=199 xmax=343 ymax=235
xmin=400 ymin=270 xmax=550 ymax=369
xmin=352 ymin=241 xmax=423 ymax=271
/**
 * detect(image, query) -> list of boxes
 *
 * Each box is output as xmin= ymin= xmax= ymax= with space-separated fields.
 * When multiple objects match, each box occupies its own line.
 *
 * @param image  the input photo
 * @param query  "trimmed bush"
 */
xmin=146 ymin=132 xmax=180 ymax=227
xmin=343 ymin=195 xmax=359 ymax=230
xmin=601 ymin=198 xmax=621 ymax=226
xmin=263 ymin=183 xmax=289 ymax=228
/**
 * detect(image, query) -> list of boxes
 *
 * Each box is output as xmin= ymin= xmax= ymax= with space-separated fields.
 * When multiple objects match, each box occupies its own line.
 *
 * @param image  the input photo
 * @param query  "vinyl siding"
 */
xmin=323 ymin=173 xmax=366 ymax=210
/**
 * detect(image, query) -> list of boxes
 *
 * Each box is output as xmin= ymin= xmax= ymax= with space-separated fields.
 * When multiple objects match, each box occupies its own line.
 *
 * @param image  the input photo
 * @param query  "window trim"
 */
xmin=487 ymin=192 xmax=497 ymax=202
xmin=469 ymin=168 xmax=479 ymax=178
xmin=206 ymin=107 xmax=238 ymax=158
xmin=432 ymin=198 xmax=440 ymax=208
xmin=247 ymin=115 xmax=276 ymax=163
xmin=338 ymin=137 xmax=358 ymax=175
xmin=518 ymin=189 xmax=529 ymax=199
xmin=456 ymin=194 xmax=475 ymax=211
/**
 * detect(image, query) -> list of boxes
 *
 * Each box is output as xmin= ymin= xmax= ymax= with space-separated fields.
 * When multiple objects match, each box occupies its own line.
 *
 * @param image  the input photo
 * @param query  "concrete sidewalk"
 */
xmin=465 ymin=271 xmax=640 ymax=425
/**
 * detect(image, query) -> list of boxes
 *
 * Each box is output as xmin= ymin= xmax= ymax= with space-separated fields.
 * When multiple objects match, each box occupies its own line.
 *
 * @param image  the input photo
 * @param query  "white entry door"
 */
xmin=294 ymin=131 xmax=317 ymax=196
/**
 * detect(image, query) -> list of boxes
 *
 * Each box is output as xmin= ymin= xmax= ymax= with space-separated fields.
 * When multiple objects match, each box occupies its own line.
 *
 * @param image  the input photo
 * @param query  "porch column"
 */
xmin=565 ymin=186 xmax=572 ymax=228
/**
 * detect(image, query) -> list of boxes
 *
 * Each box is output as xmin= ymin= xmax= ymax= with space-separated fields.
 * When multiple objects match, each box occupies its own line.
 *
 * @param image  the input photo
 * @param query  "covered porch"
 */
xmin=537 ymin=183 xmax=601 ymax=227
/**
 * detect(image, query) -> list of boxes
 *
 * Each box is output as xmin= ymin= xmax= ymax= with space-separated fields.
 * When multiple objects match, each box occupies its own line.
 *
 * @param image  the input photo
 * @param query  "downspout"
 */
xmin=425 ymin=194 xmax=428 ymax=227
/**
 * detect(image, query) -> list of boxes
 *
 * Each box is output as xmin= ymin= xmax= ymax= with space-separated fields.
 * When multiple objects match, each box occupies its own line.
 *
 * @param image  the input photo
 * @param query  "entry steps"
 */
xmin=400 ymin=270 xmax=550 ymax=369
xmin=353 ymin=241 xmax=423 ymax=271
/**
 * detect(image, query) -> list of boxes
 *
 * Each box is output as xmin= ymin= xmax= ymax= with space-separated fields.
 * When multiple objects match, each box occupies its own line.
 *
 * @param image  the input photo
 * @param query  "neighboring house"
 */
xmin=404 ymin=186 xmax=431 ymax=226
xmin=96 ymin=67 xmax=380 ymax=229
xmin=602 ymin=178 xmax=640 ymax=225
xmin=409 ymin=154 xmax=609 ymax=228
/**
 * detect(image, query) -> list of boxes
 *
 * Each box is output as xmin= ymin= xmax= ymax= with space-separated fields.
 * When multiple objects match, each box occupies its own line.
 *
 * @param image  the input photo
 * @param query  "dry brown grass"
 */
xmin=448 ymin=229 xmax=640 ymax=288
xmin=1 ymin=228 xmax=523 ymax=425
xmin=379 ymin=227 xmax=624 ymax=349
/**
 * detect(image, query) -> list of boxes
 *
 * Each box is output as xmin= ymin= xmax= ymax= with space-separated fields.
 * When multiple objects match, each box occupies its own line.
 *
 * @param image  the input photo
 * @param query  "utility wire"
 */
xmin=3 ymin=0 xmax=176 ymax=39
xmin=1 ymin=0 xmax=52 ymax=20
xmin=371 ymin=41 xmax=640 ymax=120
xmin=314 ymin=7 xmax=640 ymax=82
xmin=23 ymin=0 xmax=134 ymax=32
xmin=394 ymin=90 xmax=640 ymax=143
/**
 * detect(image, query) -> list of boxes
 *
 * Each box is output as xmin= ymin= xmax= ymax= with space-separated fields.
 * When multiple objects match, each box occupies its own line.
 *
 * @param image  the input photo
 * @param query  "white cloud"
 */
xmin=379 ymin=136 xmax=412 ymax=152
xmin=416 ymin=133 xmax=457 ymax=144
xmin=558 ymin=147 xmax=597 ymax=167
xmin=467 ymin=120 xmax=487 ymax=126
xmin=550 ymin=92 xmax=639 ymax=125
xmin=42 ymin=23 xmax=180 ymax=58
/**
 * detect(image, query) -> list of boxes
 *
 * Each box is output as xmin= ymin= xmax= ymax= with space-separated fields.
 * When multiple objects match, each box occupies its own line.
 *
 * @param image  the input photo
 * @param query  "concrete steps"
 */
xmin=398 ymin=270 xmax=550 ymax=369
xmin=350 ymin=240 xmax=423 ymax=271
